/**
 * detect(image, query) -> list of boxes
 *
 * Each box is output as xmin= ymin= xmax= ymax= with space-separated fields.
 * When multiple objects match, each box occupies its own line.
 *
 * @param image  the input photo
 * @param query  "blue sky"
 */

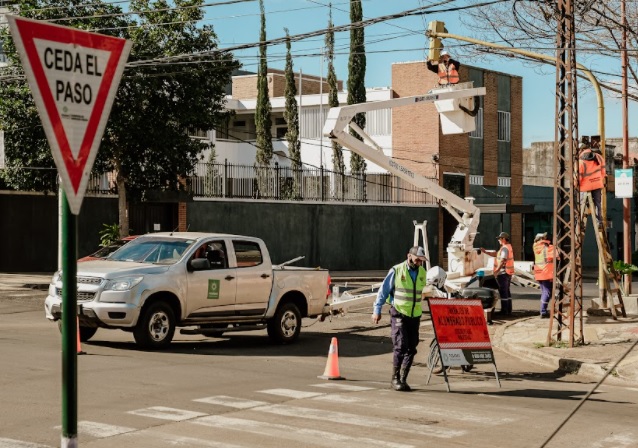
xmin=209 ymin=0 xmax=636 ymax=148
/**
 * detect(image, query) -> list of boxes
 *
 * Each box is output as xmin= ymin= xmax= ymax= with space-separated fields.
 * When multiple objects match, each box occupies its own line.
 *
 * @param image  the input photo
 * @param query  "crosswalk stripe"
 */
xmin=128 ymin=406 xmax=207 ymax=421
xmin=0 ymin=439 xmax=50 ymax=448
xmin=401 ymin=404 xmax=515 ymax=425
xmin=100 ymin=429 xmax=245 ymax=448
xmin=310 ymin=383 xmax=374 ymax=392
xmin=253 ymin=404 xmax=465 ymax=439
xmin=192 ymin=415 xmax=414 ymax=448
xmin=258 ymin=389 xmax=324 ymax=399
xmin=193 ymin=396 xmax=267 ymax=409
xmin=312 ymin=394 xmax=364 ymax=403
xmin=591 ymin=432 xmax=637 ymax=448
xmin=53 ymin=421 xmax=136 ymax=438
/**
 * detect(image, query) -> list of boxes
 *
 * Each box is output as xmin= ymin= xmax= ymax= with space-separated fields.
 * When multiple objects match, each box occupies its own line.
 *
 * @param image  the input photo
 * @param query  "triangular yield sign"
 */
xmin=6 ymin=15 xmax=131 ymax=214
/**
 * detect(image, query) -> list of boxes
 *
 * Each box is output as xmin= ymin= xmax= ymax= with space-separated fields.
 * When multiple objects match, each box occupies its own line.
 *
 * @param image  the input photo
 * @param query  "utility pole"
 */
xmin=621 ymin=0 xmax=631 ymax=294
xmin=319 ymin=47 xmax=324 ymax=169
xmin=549 ymin=0 xmax=583 ymax=347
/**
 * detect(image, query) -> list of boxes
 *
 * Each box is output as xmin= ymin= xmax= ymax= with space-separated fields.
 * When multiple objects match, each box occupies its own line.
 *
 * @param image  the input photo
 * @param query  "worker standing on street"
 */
xmin=371 ymin=246 xmax=428 ymax=392
xmin=578 ymin=141 xmax=606 ymax=227
xmin=533 ymin=232 xmax=555 ymax=318
xmin=481 ymin=232 xmax=515 ymax=315
xmin=426 ymin=50 xmax=460 ymax=85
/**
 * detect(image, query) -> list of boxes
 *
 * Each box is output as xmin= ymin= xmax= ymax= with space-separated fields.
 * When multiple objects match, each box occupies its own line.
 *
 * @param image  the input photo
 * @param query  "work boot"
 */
xmin=391 ymin=366 xmax=402 ymax=391
xmin=399 ymin=366 xmax=412 ymax=392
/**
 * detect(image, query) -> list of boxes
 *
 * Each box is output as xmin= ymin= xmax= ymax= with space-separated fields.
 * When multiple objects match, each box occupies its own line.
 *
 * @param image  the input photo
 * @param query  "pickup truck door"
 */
xmin=230 ymin=239 xmax=272 ymax=315
xmin=186 ymin=239 xmax=237 ymax=318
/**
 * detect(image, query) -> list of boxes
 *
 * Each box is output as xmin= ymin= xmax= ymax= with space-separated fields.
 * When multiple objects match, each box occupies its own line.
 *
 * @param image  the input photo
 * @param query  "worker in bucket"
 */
xmin=427 ymin=50 xmax=460 ymax=85
xmin=481 ymin=232 xmax=515 ymax=315
xmin=371 ymin=246 xmax=428 ymax=392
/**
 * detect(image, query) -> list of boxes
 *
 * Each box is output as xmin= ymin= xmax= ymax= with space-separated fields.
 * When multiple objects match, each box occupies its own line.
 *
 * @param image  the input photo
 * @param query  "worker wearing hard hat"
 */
xmin=533 ymin=232 xmax=555 ymax=318
xmin=426 ymin=50 xmax=460 ymax=85
xmin=578 ymin=141 xmax=606 ymax=227
xmin=481 ymin=232 xmax=515 ymax=315
xmin=372 ymin=246 xmax=428 ymax=392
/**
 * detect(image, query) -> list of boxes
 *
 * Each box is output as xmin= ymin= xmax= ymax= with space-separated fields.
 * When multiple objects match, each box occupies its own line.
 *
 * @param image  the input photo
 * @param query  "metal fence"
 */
xmin=2 ymin=162 xmax=438 ymax=205
xmin=188 ymin=161 xmax=438 ymax=205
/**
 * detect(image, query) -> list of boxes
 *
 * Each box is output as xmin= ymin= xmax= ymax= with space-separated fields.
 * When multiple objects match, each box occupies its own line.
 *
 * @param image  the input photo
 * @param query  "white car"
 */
xmin=45 ymin=232 xmax=332 ymax=349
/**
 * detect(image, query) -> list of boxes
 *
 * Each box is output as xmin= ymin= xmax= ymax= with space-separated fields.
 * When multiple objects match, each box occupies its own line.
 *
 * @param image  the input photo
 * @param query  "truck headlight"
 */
xmin=104 ymin=276 xmax=143 ymax=291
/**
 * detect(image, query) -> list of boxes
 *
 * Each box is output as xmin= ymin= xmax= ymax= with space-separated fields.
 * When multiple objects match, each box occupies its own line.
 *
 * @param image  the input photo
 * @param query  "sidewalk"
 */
xmin=492 ymin=313 xmax=638 ymax=385
xmin=0 ymin=273 xmax=52 ymax=291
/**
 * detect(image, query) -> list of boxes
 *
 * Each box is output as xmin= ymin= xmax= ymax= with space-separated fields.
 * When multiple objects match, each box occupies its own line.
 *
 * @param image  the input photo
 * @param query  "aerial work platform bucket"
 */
xmin=431 ymin=81 xmax=478 ymax=135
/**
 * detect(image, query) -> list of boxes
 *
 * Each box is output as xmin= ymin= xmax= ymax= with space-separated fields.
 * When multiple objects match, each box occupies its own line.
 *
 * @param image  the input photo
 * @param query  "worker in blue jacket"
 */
xmin=372 ymin=246 xmax=428 ymax=392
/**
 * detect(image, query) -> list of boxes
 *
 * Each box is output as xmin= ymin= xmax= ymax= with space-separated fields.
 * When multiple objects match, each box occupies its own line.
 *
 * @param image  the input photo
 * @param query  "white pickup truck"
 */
xmin=44 ymin=232 xmax=332 ymax=350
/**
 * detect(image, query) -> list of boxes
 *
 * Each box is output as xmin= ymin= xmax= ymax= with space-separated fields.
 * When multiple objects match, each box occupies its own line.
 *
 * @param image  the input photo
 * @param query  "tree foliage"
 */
xmin=347 ymin=0 xmax=366 ymax=176
xmin=255 ymin=0 xmax=273 ymax=168
xmin=326 ymin=5 xmax=344 ymax=177
xmin=0 ymin=0 xmax=238 ymax=235
xmin=460 ymin=1 xmax=638 ymax=100
xmin=283 ymin=28 xmax=301 ymax=198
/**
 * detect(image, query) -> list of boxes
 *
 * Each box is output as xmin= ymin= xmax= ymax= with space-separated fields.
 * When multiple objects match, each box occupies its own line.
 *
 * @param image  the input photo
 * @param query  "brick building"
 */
xmin=391 ymin=60 xmax=526 ymax=266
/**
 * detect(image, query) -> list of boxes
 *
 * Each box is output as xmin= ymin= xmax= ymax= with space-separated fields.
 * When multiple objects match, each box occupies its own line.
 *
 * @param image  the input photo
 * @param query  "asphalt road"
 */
xmin=1 ymin=288 xmax=638 ymax=448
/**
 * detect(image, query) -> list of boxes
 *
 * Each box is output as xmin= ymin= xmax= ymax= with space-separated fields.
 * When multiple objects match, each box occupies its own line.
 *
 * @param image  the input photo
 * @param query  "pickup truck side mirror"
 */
xmin=188 ymin=258 xmax=211 ymax=272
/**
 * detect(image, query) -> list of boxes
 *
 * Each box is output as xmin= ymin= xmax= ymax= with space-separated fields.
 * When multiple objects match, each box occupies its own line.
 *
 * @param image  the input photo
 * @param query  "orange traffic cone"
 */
xmin=77 ymin=318 xmax=86 ymax=355
xmin=318 ymin=337 xmax=344 ymax=380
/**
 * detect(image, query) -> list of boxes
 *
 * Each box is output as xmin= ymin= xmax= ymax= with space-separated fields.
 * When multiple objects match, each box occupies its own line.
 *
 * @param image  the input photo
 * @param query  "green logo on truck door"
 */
xmin=207 ymin=279 xmax=220 ymax=299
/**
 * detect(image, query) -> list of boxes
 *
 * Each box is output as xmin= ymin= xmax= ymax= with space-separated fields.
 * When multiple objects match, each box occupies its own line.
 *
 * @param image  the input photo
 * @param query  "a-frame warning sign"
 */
xmin=7 ymin=15 xmax=131 ymax=214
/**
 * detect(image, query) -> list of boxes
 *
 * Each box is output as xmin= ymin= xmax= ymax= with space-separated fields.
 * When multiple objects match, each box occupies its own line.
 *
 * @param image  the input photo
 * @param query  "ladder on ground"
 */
xmin=581 ymin=191 xmax=626 ymax=319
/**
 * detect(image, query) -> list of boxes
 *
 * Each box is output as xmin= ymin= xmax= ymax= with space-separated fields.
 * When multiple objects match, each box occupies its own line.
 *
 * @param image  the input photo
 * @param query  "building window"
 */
xmin=497 ymin=111 xmax=510 ymax=142
xmin=275 ymin=117 xmax=286 ymax=126
xmin=276 ymin=127 xmax=287 ymax=139
xmin=469 ymin=108 xmax=483 ymax=139
xmin=233 ymin=120 xmax=246 ymax=127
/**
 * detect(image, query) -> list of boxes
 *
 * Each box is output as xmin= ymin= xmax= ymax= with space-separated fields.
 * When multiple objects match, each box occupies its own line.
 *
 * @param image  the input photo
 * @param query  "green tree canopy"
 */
xmin=0 ymin=0 xmax=239 ymax=234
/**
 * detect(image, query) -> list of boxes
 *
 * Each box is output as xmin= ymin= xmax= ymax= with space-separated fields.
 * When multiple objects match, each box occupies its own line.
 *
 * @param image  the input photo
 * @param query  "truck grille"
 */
xmin=56 ymin=288 xmax=96 ymax=302
xmin=77 ymin=276 xmax=102 ymax=285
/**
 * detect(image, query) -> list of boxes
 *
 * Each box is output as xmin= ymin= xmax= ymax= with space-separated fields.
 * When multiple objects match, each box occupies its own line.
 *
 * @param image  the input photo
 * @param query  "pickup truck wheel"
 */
xmin=57 ymin=320 xmax=98 ymax=342
xmin=267 ymin=302 xmax=301 ymax=344
xmin=133 ymin=302 xmax=175 ymax=350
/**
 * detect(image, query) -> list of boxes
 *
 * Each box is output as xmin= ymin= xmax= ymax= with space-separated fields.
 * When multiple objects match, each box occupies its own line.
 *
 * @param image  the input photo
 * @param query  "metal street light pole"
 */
xmin=319 ymin=46 xmax=324 ymax=169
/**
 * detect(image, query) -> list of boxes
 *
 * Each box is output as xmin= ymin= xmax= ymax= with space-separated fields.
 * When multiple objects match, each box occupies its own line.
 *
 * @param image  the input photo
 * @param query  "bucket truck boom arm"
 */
xmin=322 ymin=84 xmax=486 ymax=277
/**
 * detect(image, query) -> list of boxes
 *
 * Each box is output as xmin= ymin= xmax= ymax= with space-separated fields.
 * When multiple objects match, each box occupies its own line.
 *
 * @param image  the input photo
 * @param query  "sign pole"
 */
xmin=61 ymin=189 xmax=78 ymax=447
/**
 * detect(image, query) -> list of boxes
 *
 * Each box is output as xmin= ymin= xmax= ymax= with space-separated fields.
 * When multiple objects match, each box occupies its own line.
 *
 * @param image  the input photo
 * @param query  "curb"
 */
xmin=493 ymin=317 xmax=635 ymax=386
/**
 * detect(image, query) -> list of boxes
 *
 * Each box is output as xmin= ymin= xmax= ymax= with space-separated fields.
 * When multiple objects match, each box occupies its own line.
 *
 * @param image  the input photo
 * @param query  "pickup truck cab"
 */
xmin=44 ymin=232 xmax=331 ymax=350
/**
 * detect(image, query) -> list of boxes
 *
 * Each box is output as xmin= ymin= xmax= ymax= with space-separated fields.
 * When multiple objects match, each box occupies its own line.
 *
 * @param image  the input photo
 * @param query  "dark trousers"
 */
xmin=496 ymin=273 xmax=512 ymax=314
xmin=581 ymin=189 xmax=603 ymax=224
xmin=390 ymin=306 xmax=420 ymax=368
xmin=539 ymin=280 xmax=552 ymax=315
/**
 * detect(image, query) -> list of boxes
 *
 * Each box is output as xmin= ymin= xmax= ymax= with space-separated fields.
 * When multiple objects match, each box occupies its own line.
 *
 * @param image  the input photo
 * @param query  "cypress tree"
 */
xmin=326 ymin=5 xmax=344 ymax=178
xmin=347 ymin=0 xmax=367 ymax=199
xmin=284 ymin=28 xmax=302 ymax=198
xmin=255 ymin=0 xmax=273 ymax=169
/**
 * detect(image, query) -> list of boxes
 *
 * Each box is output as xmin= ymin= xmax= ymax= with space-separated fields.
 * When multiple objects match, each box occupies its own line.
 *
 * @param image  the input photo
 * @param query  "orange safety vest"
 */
xmin=437 ymin=61 xmax=459 ymax=85
xmin=493 ymin=243 xmax=515 ymax=276
xmin=578 ymin=150 xmax=605 ymax=192
xmin=533 ymin=240 xmax=555 ymax=281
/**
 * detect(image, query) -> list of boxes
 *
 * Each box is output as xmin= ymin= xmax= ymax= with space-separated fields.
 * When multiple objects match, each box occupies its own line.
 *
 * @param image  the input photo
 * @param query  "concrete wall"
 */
xmin=0 ymin=192 xmax=439 ymax=272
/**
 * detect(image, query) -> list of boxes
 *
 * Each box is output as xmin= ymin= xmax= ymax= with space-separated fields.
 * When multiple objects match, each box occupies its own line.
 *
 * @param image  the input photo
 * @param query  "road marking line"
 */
xmin=194 ymin=396 xmax=268 ymax=409
xmin=310 ymin=383 xmax=374 ymax=391
xmin=258 ymin=389 xmax=324 ymax=399
xmin=53 ymin=421 xmax=136 ymax=438
xmin=0 ymin=439 xmax=50 ymax=448
xmin=128 ymin=406 xmax=207 ymax=421
xmin=401 ymin=404 xmax=515 ymax=425
xmin=192 ymin=415 xmax=414 ymax=448
xmin=312 ymin=394 xmax=363 ymax=403
xmin=111 ymin=429 xmax=244 ymax=448
xmin=591 ymin=432 xmax=636 ymax=448
xmin=626 ymin=387 xmax=638 ymax=392
xmin=253 ymin=404 xmax=465 ymax=439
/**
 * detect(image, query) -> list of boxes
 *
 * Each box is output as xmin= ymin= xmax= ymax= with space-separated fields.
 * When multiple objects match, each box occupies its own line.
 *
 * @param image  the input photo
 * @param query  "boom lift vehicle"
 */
xmin=321 ymin=82 xmax=536 ymax=316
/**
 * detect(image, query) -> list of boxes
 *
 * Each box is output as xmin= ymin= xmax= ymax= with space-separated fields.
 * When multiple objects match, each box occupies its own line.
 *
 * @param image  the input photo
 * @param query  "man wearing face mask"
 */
xmin=372 ymin=246 xmax=428 ymax=392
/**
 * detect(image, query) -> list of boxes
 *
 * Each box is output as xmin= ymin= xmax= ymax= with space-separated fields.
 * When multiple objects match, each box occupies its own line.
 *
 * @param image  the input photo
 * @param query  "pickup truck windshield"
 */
xmin=109 ymin=237 xmax=193 ymax=265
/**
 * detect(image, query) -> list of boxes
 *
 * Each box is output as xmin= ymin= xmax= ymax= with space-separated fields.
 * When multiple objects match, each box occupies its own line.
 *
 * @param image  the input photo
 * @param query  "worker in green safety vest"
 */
xmin=372 ymin=246 xmax=428 ymax=392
